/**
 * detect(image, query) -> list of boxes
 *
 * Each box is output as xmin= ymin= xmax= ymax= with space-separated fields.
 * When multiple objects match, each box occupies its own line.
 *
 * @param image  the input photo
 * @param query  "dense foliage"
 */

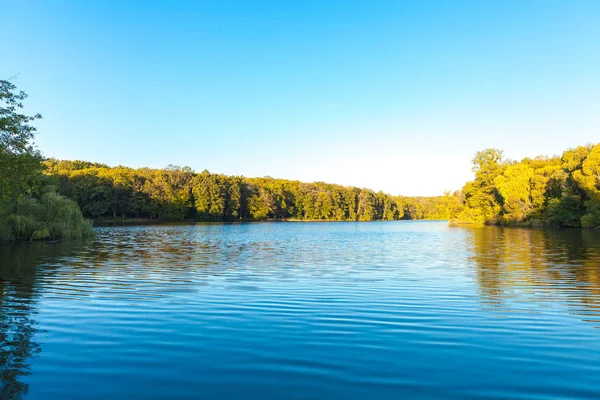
xmin=5 ymin=79 xmax=598 ymax=232
xmin=44 ymin=160 xmax=452 ymax=222
xmin=0 ymin=80 xmax=94 ymax=241
xmin=42 ymin=145 xmax=599 ymax=229
xmin=452 ymin=145 xmax=600 ymax=228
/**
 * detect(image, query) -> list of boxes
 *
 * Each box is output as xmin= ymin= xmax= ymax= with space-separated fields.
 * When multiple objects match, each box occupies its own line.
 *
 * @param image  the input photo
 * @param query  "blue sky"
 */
xmin=2 ymin=0 xmax=599 ymax=196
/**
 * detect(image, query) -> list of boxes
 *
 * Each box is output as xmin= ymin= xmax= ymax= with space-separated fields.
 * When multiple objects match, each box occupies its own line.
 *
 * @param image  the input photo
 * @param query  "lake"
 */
xmin=1 ymin=221 xmax=600 ymax=399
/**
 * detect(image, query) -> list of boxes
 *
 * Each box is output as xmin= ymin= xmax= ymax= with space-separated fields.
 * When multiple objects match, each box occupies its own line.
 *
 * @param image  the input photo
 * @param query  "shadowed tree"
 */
xmin=0 ymin=80 xmax=43 ymax=223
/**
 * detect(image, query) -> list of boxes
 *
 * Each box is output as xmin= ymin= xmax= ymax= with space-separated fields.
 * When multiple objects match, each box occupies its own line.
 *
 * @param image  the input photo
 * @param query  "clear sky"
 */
xmin=2 ymin=0 xmax=599 ymax=196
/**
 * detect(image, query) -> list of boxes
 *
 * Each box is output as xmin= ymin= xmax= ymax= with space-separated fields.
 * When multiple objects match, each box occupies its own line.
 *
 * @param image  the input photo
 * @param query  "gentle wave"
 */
xmin=1 ymin=221 xmax=600 ymax=399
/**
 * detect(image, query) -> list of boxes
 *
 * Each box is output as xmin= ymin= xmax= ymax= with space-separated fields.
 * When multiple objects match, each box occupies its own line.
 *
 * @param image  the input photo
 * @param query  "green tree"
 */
xmin=357 ymin=189 xmax=376 ymax=221
xmin=0 ymin=80 xmax=43 ymax=217
xmin=573 ymin=144 xmax=600 ymax=228
xmin=458 ymin=149 xmax=505 ymax=224
xmin=1 ymin=80 xmax=93 ymax=241
xmin=248 ymin=187 xmax=274 ymax=220
xmin=494 ymin=163 xmax=534 ymax=222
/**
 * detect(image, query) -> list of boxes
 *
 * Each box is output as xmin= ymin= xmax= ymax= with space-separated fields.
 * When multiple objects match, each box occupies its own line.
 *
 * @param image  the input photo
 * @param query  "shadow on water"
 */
xmin=0 ymin=241 xmax=88 ymax=399
xmin=468 ymin=226 xmax=600 ymax=325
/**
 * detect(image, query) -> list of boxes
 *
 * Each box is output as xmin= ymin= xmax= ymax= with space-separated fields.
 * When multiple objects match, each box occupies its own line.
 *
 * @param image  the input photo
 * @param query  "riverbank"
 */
xmin=93 ymin=217 xmax=448 ymax=226
xmin=449 ymin=218 xmax=599 ymax=230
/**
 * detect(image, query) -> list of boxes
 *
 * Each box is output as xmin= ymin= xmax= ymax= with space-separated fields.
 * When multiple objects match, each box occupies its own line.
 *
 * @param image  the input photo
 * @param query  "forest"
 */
xmin=43 ymin=142 xmax=600 ymax=230
xmin=453 ymin=145 xmax=600 ymax=229
xmin=43 ymin=159 xmax=453 ymax=223
xmin=2 ymin=78 xmax=599 ymax=241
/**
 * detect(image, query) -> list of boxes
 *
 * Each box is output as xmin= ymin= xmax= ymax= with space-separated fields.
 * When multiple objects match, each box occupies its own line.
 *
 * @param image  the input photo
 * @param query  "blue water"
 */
xmin=1 ymin=221 xmax=600 ymax=399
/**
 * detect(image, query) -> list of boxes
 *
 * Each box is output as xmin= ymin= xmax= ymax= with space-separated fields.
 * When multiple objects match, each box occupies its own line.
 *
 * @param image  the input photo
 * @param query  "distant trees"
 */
xmin=43 ymin=159 xmax=451 ymax=223
xmin=6 ymin=79 xmax=599 ymax=237
xmin=452 ymin=143 xmax=600 ymax=229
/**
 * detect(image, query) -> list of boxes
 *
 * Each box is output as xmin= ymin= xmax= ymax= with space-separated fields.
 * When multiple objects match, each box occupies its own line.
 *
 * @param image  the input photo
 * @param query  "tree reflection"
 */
xmin=468 ymin=226 xmax=600 ymax=324
xmin=0 ymin=241 xmax=85 ymax=399
xmin=0 ymin=244 xmax=41 ymax=399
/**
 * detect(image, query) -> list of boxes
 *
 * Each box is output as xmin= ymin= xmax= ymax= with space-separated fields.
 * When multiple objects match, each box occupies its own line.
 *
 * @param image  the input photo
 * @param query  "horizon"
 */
xmin=3 ymin=1 xmax=600 ymax=196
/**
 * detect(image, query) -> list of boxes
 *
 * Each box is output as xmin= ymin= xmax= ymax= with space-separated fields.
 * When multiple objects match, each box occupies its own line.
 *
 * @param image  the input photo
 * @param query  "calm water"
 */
xmin=1 ymin=221 xmax=600 ymax=399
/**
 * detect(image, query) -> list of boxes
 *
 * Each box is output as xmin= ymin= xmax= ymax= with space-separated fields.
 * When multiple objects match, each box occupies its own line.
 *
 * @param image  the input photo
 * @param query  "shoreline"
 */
xmin=93 ymin=218 xmax=449 ymax=227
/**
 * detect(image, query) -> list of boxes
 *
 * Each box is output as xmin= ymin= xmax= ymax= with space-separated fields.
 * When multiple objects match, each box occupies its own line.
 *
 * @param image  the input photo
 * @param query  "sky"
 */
xmin=2 ymin=0 xmax=599 ymax=196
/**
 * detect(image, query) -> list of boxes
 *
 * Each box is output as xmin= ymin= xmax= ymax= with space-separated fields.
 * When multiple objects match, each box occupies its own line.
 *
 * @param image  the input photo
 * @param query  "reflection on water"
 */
xmin=470 ymin=227 xmax=600 ymax=324
xmin=0 ymin=242 xmax=87 ymax=399
xmin=0 ymin=222 xmax=599 ymax=399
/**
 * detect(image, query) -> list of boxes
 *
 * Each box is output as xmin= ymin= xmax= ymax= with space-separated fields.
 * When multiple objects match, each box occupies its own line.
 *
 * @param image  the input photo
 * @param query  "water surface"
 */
xmin=1 ymin=221 xmax=600 ymax=399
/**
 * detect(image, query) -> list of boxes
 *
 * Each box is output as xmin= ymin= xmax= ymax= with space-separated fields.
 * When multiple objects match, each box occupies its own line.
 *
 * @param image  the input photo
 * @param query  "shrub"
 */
xmin=2 ymin=192 xmax=94 ymax=241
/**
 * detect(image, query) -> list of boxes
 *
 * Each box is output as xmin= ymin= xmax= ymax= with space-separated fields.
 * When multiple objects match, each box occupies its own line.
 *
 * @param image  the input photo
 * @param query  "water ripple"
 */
xmin=1 ymin=221 xmax=600 ymax=399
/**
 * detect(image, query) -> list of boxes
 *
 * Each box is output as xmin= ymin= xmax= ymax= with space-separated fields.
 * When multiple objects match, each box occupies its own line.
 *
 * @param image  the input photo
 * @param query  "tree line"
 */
xmin=43 ymin=159 xmax=452 ymax=223
xmin=452 ymin=145 xmax=600 ymax=229
xmin=3 ymin=78 xmax=599 ymax=241
xmin=40 ymin=144 xmax=600 ymax=229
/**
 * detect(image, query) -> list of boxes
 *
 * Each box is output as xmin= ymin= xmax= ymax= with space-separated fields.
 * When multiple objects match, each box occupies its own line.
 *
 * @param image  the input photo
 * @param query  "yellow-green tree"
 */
xmin=458 ymin=149 xmax=505 ymax=224
xmin=574 ymin=144 xmax=600 ymax=228
xmin=494 ymin=163 xmax=534 ymax=222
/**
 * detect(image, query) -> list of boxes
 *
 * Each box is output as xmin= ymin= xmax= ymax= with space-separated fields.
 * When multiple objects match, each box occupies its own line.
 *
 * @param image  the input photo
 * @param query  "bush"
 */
xmin=0 ymin=218 xmax=11 ymax=241
xmin=1 ymin=192 xmax=95 ymax=241
xmin=581 ymin=201 xmax=600 ymax=229
xmin=544 ymin=197 xmax=586 ymax=228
